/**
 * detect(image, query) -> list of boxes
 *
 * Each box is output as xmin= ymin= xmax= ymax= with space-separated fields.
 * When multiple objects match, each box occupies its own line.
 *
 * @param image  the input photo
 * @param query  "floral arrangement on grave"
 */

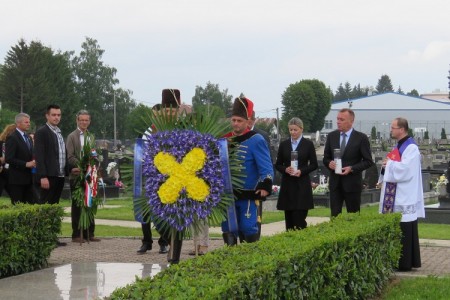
xmin=136 ymin=107 xmax=243 ymax=240
xmin=106 ymin=161 xmax=125 ymax=188
xmin=72 ymin=132 xmax=103 ymax=240
xmin=312 ymin=175 xmax=329 ymax=195
xmin=272 ymin=185 xmax=280 ymax=195
xmin=433 ymin=174 xmax=448 ymax=195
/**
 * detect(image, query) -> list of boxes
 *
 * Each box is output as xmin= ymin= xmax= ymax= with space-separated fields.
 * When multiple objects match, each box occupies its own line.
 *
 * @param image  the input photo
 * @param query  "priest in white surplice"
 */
xmin=378 ymin=117 xmax=425 ymax=271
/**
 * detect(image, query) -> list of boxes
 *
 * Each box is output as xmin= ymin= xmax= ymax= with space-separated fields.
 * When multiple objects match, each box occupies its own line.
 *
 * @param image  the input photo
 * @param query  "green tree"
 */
xmin=191 ymin=81 xmax=233 ymax=117
xmin=334 ymin=82 xmax=369 ymax=101
xmin=441 ymin=128 xmax=447 ymax=140
xmin=397 ymin=86 xmax=404 ymax=94
xmin=424 ymin=131 xmax=429 ymax=139
xmin=407 ymin=89 xmax=419 ymax=97
xmin=124 ymin=103 xmax=153 ymax=138
xmin=71 ymin=37 xmax=135 ymax=140
xmin=0 ymin=39 xmax=78 ymax=134
xmin=371 ymin=126 xmax=377 ymax=140
xmin=334 ymin=82 xmax=352 ymax=101
xmin=281 ymin=80 xmax=330 ymax=133
xmin=300 ymin=79 xmax=332 ymax=132
xmin=0 ymin=107 xmax=18 ymax=130
xmin=375 ymin=74 xmax=394 ymax=94
xmin=351 ymin=84 xmax=369 ymax=99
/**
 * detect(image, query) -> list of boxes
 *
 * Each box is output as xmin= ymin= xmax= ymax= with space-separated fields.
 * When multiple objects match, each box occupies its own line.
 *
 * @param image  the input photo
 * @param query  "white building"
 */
xmin=321 ymin=92 xmax=450 ymax=140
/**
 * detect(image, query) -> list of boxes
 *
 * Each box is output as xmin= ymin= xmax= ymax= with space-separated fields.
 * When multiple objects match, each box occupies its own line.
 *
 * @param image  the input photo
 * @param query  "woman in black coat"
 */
xmin=275 ymin=117 xmax=318 ymax=230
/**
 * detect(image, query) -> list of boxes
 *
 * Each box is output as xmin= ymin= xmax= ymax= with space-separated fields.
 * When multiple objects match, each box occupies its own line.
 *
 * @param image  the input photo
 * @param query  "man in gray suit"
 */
xmin=66 ymin=110 xmax=100 ymax=243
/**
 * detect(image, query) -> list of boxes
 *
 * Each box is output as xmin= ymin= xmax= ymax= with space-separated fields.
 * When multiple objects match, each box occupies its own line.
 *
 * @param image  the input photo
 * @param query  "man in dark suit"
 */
xmin=5 ymin=113 xmax=36 ymax=204
xmin=35 ymin=104 xmax=70 ymax=206
xmin=35 ymin=105 xmax=71 ymax=246
xmin=323 ymin=108 xmax=374 ymax=217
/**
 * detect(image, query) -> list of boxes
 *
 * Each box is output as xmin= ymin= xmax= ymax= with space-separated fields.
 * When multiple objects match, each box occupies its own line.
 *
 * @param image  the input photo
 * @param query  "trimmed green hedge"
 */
xmin=0 ymin=204 xmax=64 ymax=278
xmin=110 ymin=213 xmax=402 ymax=299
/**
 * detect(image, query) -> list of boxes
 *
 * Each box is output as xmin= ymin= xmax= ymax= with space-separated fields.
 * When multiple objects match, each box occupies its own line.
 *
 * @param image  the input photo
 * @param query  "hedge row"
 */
xmin=110 ymin=213 xmax=402 ymax=299
xmin=0 ymin=204 xmax=64 ymax=278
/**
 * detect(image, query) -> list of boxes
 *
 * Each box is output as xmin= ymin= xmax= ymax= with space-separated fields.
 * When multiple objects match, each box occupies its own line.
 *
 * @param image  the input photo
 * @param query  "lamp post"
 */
xmin=113 ymin=90 xmax=117 ymax=148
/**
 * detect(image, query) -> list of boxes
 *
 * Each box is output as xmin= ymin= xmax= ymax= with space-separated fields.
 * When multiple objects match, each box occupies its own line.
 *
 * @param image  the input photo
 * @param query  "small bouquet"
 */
xmin=72 ymin=132 xmax=103 ymax=240
xmin=272 ymin=185 xmax=280 ymax=195
xmin=312 ymin=175 xmax=329 ymax=195
xmin=433 ymin=174 xmax=448 ymax=195
xmin=106 ymin=162 xmax=118 ymax=177
xmin=115 ymin=180 xmax=125 ymax=188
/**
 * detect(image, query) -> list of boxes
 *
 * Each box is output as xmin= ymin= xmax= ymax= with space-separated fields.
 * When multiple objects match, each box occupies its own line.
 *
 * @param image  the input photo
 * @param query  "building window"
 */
xmin=325 ymin=120 xmax=333 ymax=129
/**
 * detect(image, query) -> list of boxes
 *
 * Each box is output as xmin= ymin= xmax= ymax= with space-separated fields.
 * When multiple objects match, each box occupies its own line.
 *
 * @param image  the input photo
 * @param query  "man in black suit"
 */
xmin=323 ymin=108 xmax=374 ymax=217
xmin=35 ymin=104 xmax=70 ymax=206
xmin=5 ymin=113 xmax=36 ymax=204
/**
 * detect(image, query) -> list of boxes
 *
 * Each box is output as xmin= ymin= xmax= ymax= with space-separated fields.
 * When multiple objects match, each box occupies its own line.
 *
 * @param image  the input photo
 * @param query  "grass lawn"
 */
xmin=3 ymin=197 xmax=450 ymax=240
xmin=377 ymin=276 xmax=450 ymax=299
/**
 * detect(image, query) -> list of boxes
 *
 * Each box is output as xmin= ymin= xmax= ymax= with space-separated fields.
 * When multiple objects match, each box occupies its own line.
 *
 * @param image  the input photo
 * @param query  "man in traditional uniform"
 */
xmin=222 ymin=97 xmax=273 ymax=245
xmin=378 ymin=117 xmax=425 ymax=271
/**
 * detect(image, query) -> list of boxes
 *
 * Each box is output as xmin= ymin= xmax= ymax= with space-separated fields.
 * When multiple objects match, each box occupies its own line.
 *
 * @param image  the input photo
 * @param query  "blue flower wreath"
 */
xmin=142 ymin=129 xmax=225 ymax=232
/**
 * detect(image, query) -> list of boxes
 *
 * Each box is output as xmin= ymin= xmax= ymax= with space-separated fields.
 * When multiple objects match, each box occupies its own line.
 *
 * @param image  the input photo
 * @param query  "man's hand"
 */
xmin=328 ymin=160 xmax=336 ymax=170
xmin=41 ymin=178 xmax=50 ymax=189
xmin=25 ymin=160 xmax=36 ymax=169
xmin=71 ymin=167 xmax=81 ymax=175
xmin=256 ymin=189 xmax=269 ymax=198
xmin=341 ymin=166 xmax=352 ymax=175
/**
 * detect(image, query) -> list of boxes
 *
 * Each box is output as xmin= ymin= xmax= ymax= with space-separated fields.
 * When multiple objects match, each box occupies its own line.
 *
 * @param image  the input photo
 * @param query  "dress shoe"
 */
xmin=72 ymin=237 xmax=85 ymax=243
xmin=188 ymin=245 xmax=207 ymax=256
xmin=159 ymin=245 xmax=169 ymax=254
xmin=88 ymin=237 xmax=101 ymax=242
xmin=57 ymin=241 xmax=67 ymax=247
xmin=137 ymin=242 xmax=152 ymax=254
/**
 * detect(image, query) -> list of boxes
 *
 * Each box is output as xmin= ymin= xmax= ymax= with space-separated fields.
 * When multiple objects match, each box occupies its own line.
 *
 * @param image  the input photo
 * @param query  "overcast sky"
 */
xmin=1 ymin=0 xmax=449 ymax=117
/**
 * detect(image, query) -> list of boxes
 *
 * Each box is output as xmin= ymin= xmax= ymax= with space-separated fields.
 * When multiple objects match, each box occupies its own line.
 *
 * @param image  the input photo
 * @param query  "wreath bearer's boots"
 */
xmin=167 ymin=239 xmax=183 ymax=264
xmin=137 ymin=241 xmax=152 ymax=254
xmin=238 ymin=231 xmax=245 ymax=244
xmin=222 ymin=232 xmax=237 ymax=246
xmin=244 ymin=233 xmax=259 ymax=243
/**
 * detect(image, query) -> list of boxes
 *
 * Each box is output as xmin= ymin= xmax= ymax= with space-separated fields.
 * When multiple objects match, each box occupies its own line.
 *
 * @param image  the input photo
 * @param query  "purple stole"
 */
xmin=381 ymin=137 xmax=416 ymax=213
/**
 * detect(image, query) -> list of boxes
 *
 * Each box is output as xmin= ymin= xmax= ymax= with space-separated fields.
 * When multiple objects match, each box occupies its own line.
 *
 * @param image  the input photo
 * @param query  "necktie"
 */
xmin=340 ymin=133 xmax=346 ymax=154
xmin=23 ymin=133 xmax=32 ymax=150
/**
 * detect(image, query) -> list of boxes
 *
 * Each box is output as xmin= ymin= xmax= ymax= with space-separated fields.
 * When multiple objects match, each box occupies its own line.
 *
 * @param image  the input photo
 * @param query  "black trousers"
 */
xmin=0 ymin=170 xmax=10 ymax=198
xmin=284 ymin=209 xmax=308 ymax=230
xmin=330 ymin=187 xmax=361 ymax=217
xmin=399 ymin=220 xmax=421 ymax=271
xmin=9 ymin=184 xmax=35 ymax=205
xmin=39 ymin=176 xmax=65 ymax=204
xmin=141 ymin=222 xmax=169 ymax=246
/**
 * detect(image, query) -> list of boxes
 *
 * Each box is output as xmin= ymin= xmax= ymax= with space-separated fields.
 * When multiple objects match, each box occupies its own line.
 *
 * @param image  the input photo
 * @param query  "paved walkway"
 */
xmin=55 ymin=217 xmax=450 ymax=277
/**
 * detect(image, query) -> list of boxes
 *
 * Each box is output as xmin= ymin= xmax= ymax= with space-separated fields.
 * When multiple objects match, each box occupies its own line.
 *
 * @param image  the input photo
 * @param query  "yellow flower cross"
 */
xmin=154 ymin=147 xmax=210 ymax=204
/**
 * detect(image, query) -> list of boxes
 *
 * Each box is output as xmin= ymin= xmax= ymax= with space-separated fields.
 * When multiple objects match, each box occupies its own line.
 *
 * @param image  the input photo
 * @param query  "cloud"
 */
xmin=403 ymin=41 xmax=450 ymax=63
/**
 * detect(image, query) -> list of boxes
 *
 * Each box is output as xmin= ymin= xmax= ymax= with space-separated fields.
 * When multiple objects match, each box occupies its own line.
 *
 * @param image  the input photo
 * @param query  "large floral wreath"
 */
xmin=135 ymin=108 xmax=242 ymax=238
xmin=143 ymin=129 xmax=224 ymax=232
